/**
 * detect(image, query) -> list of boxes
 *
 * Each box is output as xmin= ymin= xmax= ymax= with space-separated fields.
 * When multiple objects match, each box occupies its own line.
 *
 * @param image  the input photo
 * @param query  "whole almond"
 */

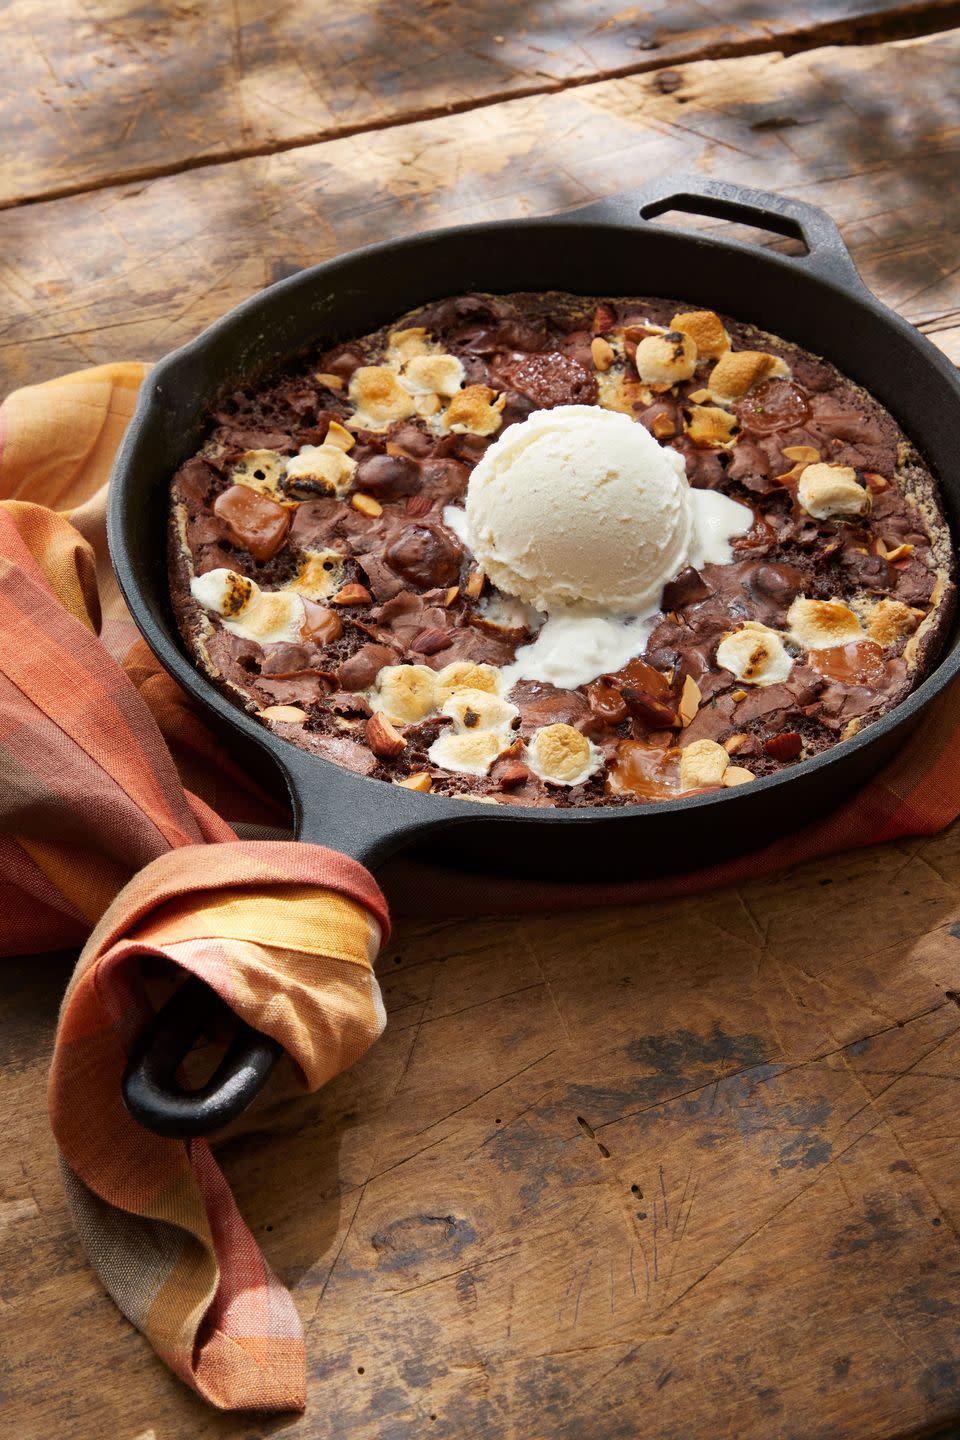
xmin=366 ymin=711 xmax=407 ymax=758
xmin=763 ymin=732 xmax=802 ymax=762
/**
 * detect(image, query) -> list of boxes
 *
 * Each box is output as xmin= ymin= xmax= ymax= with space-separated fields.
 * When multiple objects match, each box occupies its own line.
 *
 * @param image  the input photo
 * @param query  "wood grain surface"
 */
xmin=3 ymin=0 xmax=958 ymax=208
xmin=3 ymin=7 xmax=960 ymax=1439
xmin=4 ymin=828 xmax=960 ymax=1438
xmin=0 ymin=32 xmax=957 ymax=395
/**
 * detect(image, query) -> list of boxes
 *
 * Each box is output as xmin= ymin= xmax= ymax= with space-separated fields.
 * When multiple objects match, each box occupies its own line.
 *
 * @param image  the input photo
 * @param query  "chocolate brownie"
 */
xmin=168 ymin=292 xmax=955 ymax=807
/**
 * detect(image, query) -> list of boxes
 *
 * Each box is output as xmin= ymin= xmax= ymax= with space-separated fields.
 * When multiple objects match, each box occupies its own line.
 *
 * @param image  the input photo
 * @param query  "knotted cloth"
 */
xmin=4 ymin=362 xmax=960 ymax=1412
xmin=1 ymin=365 xmax=387 ymax=1412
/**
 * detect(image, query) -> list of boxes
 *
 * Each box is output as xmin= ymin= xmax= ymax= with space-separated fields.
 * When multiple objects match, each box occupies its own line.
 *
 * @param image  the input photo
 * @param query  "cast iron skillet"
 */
xmin=109 ymin=175 xmax=960 ymax=1139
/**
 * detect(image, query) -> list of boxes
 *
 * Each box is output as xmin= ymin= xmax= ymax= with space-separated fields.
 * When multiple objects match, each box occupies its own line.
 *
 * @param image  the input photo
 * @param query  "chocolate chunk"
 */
xmin=260 ymin=643 xmax=312 ymax=676
xmin=510 ymin=680 xmax=592 ymax=733
xmin=318 ymin=343 xmax=365 ymax=381
xmin=212 ymin=484 xmax=291 ymax=561
xmin=336 ymin=643 xmax=397 ymax=691
xmin=662 ymin=567 xmax=712 ymax=610
xmin=385 ymin=524 xmax=462 ymax=589
xmin=586 ymin=681 xmax=628 ymax=726
xmin=493 ymin=351 xmax=598 ymax=409
xmin=735 ymin=380 xmax=811 ymax=435
xmin=358 ymin=553 xmax=407 ymax=601
xmin=419 ymin=458 xmax=470 ymax=504
xmin=356 ymin=453 xmax=421 ymax=500
xmin=301 ymin=601 xmax=343 ymax=645
xmin=744 ymin=562 xmax=805 ymax=623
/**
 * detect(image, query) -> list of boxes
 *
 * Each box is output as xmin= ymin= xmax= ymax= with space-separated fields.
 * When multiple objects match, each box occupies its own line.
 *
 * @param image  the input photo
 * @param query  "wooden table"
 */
xmin=2 ymin=4 xmax=960 ymax=1437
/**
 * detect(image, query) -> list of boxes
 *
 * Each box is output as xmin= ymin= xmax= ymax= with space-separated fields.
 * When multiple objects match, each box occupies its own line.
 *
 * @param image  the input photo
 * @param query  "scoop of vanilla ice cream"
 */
xmin=464 ymin=405 xmax=694 ymax=614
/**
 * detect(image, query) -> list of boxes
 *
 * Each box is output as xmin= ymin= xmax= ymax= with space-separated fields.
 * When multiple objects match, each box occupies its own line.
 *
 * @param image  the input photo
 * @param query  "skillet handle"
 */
xmin=569 ymin=174 xmax=867 ymax=291
xmin=123 ymin=760 xmax=464 ymax=1139
xmin=123 ymin=975 xmax=284 ymax=1138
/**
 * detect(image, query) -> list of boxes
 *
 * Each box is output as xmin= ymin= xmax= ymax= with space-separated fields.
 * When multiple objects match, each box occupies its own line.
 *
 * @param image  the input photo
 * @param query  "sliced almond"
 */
xmin=351 ymin=492 xmax=383 ymax=518
xmin=885 ymin=543 xmax=914 ymax=563
xmin=677 ymin=674 xmax=701 ymax=727
xmin=325 ymin=420 xmax=355 ymax=451
xmin=723 ymin=766 xmax=755 ymax=787
xmin=651 ymin=412 xmax=676 ymax=439
xmin=464 ymin=569 xmax=486 ymax=599
xmin=314 ymin=372 xmax=345 ymax=390
xmin=443 ymin=586 xmax=461 ymax=607
xmin=396 ymin=771 xmax=433 ymax=792
xmin=259 ymin=704 xmax=309 ymax=723
xmin=723 ymin=733 xmax=748 ymax=754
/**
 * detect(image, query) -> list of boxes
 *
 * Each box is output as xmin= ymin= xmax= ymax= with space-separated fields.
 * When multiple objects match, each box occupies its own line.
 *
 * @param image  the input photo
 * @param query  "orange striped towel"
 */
xmin=1 ymin=366 xmax=388 ymax=1413
xmin=4 ymin=364 xmax=960 ymax=1411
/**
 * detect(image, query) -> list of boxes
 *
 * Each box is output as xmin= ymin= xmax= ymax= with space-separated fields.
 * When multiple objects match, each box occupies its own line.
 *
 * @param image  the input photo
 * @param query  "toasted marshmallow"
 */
xmin=436 ymin=661 xmax=503 ymax=697
xmin=527 ymin=723 xmax=601 ymax=786
xmin=284 ymin=444 xmax=357 ymax=498
xmin=634 ymin=331 xmax=698 ymax=386
xmin=596 ymin=369 xmax=653 ymax=415
xmin=787 ymin=596 xmax=863 ymax=650
xmin=716 ymin=622 xmax=793 ymax=686
xmin=797 ymin=463 xmax=871 ymax=520
xmin=440 ymin=688 xmax=518 ymax=735
xmin=709 ymin=350 xmax=789 ymax=402
xmin=283 ymin=549 xmax=345 ymax=601
xmin=191 ymin=568 xmax=305 ymax=644
xmin=442 ymin=384 xmax=506 ymax=436
xmin=864 ymin=598 xmax=918 ymax=646
xmin=428 ymin=730 xmax=508 ymax=776
xmin=401 ymin=354 xmax=465 ymax=398
xmin=386 ymin=327 xmax=434 ymax=363
xmin=680 ymin=738 xmax=730 ymax=790
xmin=373 ymin=664 xmax=439 ymax=723
xmin=348 ymin=366 xmax=418 ymax=429
xmin=683 ymin=405 xmax=740 ymax=448
xmin=232 ymin=449 xmax=287 ymax=498
xmin=670 ymin=310 xmax=730 ymax=360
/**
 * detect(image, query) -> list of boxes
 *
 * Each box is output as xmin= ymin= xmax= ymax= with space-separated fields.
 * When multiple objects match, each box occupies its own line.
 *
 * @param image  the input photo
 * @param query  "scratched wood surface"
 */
xmin=3 ymin=0 xmax=959 ymax=208
xmin=3 ymin=9 xmax=960 ymax=1440
xmin=0 ymin=31 xmax=958 ymax=396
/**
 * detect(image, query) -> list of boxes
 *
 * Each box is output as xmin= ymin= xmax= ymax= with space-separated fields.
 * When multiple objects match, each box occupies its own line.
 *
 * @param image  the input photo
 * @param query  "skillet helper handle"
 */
xmin=123 ymin=975 xmax=283 ymax=1139
xmin=571 ymin=174 xmax=866 ymax=291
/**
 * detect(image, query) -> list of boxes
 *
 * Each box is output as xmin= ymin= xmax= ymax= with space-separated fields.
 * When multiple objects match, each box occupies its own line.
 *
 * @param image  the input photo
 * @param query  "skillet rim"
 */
xmin=107 ymin=189 xmax=960 ymax=834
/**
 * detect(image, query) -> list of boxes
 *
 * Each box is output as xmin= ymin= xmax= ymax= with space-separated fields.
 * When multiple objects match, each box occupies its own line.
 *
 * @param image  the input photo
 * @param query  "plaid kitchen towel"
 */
xmin=2 ymin=363 xmax=960 ymax=1410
